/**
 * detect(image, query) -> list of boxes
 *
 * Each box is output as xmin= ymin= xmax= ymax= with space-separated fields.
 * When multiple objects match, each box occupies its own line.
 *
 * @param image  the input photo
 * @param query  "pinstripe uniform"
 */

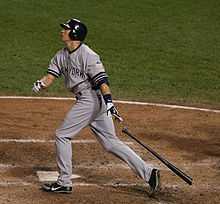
xmin=48 ymin=43 xmax=154 ymax=187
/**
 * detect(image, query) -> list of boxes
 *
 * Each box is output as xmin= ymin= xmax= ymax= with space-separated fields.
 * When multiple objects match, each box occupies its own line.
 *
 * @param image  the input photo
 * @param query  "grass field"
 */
xmin=0 ymin=0 xmax=220 ymax=107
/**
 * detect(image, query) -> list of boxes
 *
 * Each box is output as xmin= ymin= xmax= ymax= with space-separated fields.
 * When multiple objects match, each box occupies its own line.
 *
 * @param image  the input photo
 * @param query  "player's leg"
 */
xmin=89 ymin=113 xmax=155 ymax=183
xmin=42 ymin=98 xmax=90 ymax=193
xmin=54 ymin=90 xmax=101 ymax=187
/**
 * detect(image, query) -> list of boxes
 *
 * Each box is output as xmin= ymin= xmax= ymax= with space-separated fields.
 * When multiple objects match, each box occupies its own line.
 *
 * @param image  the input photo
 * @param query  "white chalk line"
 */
xmin=0 ymin=163 xmax=131 ymax=170
xmin=0 ymin=163 xmax=146 ymax=170
xmin=0 ymin=96 xmax=219 ymax=113
xmin=0 ymin=181 xmax=146 ymax=188
xmin=0 ymin=162 xmax=165 ymax=172
xmin=1 ymin=181 xmax=220 ymax=191
xmin=0 ymin=159 xmax=213 ymax=171
xmin=0 ymin=139 xmax=133 ymax=145
xmin=0 ymin=181 xmax=32 ymax=186
xmin=0 ymin=139 xmax=218 ymax=168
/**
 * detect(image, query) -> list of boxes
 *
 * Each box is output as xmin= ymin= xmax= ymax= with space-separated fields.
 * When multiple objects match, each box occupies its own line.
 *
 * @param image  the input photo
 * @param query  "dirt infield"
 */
xmin=0 ymin=98 xmax=219 ymax=204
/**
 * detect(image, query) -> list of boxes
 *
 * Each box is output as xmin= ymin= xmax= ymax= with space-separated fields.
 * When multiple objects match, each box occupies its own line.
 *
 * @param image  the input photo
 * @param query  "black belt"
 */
xmin=75 ymin=91 xmax=82 ymax=100
xmin=75 ymin=89 xmax=102 ymax=104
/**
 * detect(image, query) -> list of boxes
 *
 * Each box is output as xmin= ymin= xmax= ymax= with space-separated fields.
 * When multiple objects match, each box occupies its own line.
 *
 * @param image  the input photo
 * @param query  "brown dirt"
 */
xmin=0 ymin=98 xmax=220 ymax=204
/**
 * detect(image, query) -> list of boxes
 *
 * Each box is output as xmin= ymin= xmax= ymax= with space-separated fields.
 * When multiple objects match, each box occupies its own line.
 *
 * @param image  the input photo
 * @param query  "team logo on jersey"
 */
xmin=71 ymin=67 xmax=86 ymax=79
xmin=95 ymin=61 xmax=104 ymax=70
xmin=63 ymin=65 xmax=86 ymax=79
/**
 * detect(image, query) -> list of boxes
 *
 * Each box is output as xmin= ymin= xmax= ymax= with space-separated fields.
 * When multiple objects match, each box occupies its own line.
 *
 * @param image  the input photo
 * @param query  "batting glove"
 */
xmin=32 ymin=80 xmax=46 ymax=93
xmin=106 ymin=102 xmax=123 ymax=122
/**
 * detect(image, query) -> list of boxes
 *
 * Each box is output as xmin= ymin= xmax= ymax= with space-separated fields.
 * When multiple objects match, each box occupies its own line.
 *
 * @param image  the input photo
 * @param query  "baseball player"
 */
xmin=32 ymin=18 xmax=160 ymax=195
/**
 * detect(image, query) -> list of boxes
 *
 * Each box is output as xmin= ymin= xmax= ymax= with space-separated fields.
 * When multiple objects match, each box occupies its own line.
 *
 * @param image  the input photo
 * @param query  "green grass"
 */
xmin=0 ymin=0 xmax=220 ymax=107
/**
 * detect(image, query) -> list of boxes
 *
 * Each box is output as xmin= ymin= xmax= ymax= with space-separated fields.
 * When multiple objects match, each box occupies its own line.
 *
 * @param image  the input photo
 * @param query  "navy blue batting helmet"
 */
xmin=60 ymin=18 xmax=87 ymax=41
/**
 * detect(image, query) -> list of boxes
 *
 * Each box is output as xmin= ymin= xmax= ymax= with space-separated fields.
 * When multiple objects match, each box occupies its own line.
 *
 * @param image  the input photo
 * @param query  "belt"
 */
xmin=75 ymin=91 xmax=83 ymax=100
xmin=71 ymin=80 xmax=91 ymax=94
xmin=75 ymin=89 xmax=102 ymax=104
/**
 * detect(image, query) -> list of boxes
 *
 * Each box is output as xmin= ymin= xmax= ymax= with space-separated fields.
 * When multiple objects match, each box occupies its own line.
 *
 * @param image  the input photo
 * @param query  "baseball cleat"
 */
xmin=42 ymin=182 xmax=72 ymax=194
xmin=148 ymin=169 xmax=161 ymax=196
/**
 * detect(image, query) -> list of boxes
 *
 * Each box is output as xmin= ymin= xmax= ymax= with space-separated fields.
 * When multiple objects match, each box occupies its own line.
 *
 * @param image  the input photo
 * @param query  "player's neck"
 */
xmin=66 ymin=41 xmax=81 ymax=53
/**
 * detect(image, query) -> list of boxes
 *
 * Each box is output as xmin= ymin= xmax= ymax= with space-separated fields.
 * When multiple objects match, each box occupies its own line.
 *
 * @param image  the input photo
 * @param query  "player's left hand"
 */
xmin=32 ymin=80 xmax=46 ymax=93
xmin=106 ymin=102 xmax=123 ymax=122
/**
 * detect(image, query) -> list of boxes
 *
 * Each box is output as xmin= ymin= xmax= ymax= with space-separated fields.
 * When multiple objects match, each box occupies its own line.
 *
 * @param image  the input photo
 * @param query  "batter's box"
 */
xmin=37 ymin=171 xmax=81 ymax=182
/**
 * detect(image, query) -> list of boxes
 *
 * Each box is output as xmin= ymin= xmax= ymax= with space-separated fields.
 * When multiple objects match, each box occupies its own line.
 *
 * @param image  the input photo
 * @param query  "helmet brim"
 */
xmin=60 ymin=23 xmax=71 ymax=30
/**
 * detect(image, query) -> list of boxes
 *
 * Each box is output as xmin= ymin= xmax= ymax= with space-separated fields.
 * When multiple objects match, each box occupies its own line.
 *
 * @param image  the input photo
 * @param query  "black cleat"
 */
xmin=148 ymin=169 xmax=160 ymax=196
xmin=42 ymin=182 xmax=72 ymax=194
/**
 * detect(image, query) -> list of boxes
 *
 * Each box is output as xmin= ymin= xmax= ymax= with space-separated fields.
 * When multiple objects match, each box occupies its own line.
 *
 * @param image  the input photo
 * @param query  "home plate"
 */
xmin=37 ymin=171 xmax=81 ymax=182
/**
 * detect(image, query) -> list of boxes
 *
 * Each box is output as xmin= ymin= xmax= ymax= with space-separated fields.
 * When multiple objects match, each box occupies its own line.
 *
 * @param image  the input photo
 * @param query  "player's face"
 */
xmin=60 ymin=29 xmax=71 ymax=42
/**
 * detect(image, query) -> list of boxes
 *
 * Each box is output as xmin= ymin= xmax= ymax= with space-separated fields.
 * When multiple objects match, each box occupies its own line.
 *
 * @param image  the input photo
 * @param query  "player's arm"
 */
xmin=32 ymin=74 xmax=56 ymax=93
xmin=32 ymin=51 xmax=62 ymax=93
xmin=87 ymin=55 xmax=123 ymax=121
xmin=100 ymin=83 xmax=111 ymax=95
xmin=40 ymin=74 xmax=56 ymax=87
xmin=100 ymin=83 xmax=123 ymax=122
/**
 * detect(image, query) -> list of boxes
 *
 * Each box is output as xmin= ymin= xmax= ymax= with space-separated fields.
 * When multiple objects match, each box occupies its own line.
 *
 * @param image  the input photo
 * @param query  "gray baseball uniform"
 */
xmin=48 ymin=43 xmax=154 ymax=187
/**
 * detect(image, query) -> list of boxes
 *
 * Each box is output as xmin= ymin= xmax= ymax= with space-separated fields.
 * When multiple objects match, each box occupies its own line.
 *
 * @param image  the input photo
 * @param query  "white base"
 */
xmin=37 ymin=171 xmax=81 ymax=182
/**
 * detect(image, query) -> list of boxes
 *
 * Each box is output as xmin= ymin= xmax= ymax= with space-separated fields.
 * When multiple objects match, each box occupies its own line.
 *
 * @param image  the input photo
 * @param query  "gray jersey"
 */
xmin=47 ymin=43 xmax=108 ymax=93
xmin=46 ymin=43 xmax=155 ymax=189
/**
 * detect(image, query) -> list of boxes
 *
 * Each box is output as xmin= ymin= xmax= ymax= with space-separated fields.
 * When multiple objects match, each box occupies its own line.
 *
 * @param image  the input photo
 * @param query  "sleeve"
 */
xmin=86 ymin=54 xmax=109 ymax=88
xmin=47 ymin=52 xmax=62 ymax=78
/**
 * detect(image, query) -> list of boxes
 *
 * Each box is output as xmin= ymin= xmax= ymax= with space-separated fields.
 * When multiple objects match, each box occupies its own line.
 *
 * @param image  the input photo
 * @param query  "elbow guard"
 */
xmin=91 ymin=72 xmax=109 ymax=89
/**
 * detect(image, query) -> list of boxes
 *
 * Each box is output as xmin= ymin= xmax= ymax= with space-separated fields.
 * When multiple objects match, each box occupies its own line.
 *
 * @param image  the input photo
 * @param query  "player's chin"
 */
xmin=60 ymin=36 xmax=65 ymax=42
xmin=61 ymin=37 xmax=70 ymax=43
xmin=60 ymin=34 xmax=67 ymax=41
xmin=60 ymin=38 xmax=68 ymax=45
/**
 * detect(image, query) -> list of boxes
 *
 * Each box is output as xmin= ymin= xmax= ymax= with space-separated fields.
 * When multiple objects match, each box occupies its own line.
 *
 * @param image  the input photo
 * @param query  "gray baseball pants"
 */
xmin=55 ymin=88 xmax=153 ymax=187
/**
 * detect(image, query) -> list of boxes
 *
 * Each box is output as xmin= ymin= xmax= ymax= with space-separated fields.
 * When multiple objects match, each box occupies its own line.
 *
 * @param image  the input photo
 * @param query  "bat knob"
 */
xmin=122 ymin=127 xmax=128 ymax=133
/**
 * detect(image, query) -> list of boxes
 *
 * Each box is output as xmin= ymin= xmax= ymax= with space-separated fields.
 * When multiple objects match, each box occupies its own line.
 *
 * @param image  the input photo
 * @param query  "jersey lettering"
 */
xmin=48 ymin=44 xmax=105 ymax=90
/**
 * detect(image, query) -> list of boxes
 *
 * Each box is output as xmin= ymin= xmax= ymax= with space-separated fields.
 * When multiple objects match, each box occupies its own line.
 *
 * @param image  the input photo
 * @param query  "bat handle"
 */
xmin=113 ymin=113 xmax=124 ymax=123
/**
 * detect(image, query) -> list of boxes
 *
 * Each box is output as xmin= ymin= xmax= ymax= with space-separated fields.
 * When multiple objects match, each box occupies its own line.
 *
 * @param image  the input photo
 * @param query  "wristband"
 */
xmin=103 ymin=94 xmax=112 ymax=104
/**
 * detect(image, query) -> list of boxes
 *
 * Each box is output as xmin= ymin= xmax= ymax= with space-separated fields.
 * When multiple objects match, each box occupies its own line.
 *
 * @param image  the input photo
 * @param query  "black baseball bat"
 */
xmin=122 ymin=127 xmax=193 ymax=185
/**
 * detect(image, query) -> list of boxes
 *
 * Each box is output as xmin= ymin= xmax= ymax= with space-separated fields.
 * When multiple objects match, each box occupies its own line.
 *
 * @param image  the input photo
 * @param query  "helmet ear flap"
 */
xmin=61 ymin=19 xmax=87 ymax=41
xmin=69 ymin=29 xmax=76 ymax=40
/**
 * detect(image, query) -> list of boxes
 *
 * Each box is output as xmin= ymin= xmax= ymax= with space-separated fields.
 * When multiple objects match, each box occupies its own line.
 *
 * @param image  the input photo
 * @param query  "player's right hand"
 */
xmin=32 ymin=80 xmax=46 ymax=93
xmin=106 ymin=102 xmax=123 ymax=122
